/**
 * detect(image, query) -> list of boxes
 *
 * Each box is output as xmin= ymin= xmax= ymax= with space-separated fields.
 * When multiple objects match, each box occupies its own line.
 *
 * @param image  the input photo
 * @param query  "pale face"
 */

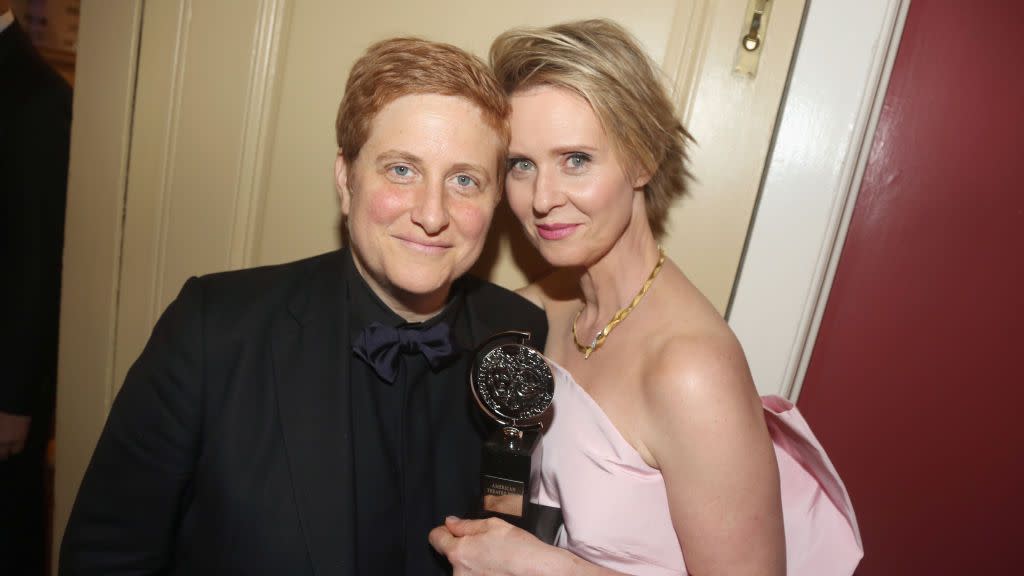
xmin=506 ymin=86 xmax=647 ymax=268
xmin=336 ymin=94 xmax=503 ymax=318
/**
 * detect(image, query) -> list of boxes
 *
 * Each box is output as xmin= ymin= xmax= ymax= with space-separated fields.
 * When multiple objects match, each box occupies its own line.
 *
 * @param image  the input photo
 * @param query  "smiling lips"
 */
xmin=536 ymin=223 xmax=579 ymax=240
xmin=396 ymin=236 xmax=451 ymax=253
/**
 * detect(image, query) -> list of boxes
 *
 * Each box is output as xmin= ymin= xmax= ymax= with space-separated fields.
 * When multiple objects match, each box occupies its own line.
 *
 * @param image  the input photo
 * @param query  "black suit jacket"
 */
xmin=59 ymin=250 xmax=548 ymax=575
xmin=1 ymin=18 xmax=71 ymax=434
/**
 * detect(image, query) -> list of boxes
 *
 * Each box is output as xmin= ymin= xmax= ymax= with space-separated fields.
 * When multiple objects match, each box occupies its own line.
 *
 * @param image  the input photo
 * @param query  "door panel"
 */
xmin=797 ymin=2 xmax=1024 ymax=573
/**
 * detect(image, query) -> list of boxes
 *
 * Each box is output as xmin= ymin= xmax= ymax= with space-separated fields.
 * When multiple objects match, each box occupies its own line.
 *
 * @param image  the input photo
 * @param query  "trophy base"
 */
xmin=480 ymin=428 xmax=537 ymax=525
xmin=479 ymin=428 xmax=563 ymax=544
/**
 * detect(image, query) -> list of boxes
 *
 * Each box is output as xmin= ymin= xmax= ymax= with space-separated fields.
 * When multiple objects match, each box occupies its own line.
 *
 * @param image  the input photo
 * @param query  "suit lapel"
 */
xmin=272 ymin=251 xmax=355 ymax=575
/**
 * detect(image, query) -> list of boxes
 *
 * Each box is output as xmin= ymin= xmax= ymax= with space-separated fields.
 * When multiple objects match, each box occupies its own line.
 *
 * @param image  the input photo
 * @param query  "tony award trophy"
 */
xmin=470 ymin=331 xmax=561 ymax=542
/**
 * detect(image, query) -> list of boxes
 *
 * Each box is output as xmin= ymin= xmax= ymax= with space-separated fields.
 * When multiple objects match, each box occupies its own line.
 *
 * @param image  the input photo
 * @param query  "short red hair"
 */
xmin=336 ymin=37 xmax=510 ymax=161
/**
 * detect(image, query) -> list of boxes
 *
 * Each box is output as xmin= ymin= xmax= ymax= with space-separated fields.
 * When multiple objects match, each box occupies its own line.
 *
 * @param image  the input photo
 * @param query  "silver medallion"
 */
xmin=471 ymin=333 xmax=554 ymax=429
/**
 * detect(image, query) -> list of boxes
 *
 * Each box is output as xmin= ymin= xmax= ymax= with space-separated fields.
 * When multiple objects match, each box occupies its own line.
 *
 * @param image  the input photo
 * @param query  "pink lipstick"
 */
xmin=536 ymin=223 xmax=579 ymax=240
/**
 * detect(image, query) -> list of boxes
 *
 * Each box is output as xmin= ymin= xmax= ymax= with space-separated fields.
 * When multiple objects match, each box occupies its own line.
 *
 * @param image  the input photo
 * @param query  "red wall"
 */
xmin=797 ymin=2 xmax=1024 ymax=574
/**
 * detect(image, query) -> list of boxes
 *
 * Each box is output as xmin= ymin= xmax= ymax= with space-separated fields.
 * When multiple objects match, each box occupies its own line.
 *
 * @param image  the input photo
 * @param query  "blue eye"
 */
xmin=566 ymin=153 xmax=590 ymax=169
xmin=391 ymin=165 xmax=410 ymax=177
xmin=509 ymin=158 xmax=534 ymax=172
xmin=456 ymin=174 xmax=476 ymax=187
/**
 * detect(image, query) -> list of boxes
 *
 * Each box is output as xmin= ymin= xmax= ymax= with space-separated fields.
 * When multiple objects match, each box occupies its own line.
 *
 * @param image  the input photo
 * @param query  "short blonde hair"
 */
xmin=490 ymin=19 xmax=692 ymax=237
xmin=336 ymin=37 xmax=510 ymax=161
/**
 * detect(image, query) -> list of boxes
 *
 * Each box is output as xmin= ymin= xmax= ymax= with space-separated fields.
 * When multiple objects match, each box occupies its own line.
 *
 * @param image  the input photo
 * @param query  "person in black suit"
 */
xmin=1 ymin=2 xmax=73 ymax=574
xmin=59 ymin=37 xmax=546 ymax=575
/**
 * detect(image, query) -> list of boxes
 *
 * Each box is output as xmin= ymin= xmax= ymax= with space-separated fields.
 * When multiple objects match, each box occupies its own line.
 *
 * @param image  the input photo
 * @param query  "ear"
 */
xmin=631 ymin=170 xmax=652 ymax=191
xmin=335 ymin=151 xmax=351 ymax=216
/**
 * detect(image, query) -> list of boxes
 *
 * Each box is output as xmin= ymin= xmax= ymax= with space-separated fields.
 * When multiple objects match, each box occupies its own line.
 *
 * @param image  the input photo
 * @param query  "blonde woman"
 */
xmin=431 ymin=20 xmax=861 ymax=576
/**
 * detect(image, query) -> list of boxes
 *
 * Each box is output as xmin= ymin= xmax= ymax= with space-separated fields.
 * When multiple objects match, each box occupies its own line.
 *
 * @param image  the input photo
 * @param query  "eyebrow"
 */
xmin=509 ymin=145 xmax=600 ymax=157
xmin=551 ymin=145 xmax=599 ymax=155
xmin=450 ymin=161 xmax=487 ymax=172
xmin=375 ymin=150 xmax=423 ymax=166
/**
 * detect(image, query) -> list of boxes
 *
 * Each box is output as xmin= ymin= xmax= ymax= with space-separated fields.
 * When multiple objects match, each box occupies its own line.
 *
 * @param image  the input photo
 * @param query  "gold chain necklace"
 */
xmin=572 ymin=247 xmax=666 ymax=359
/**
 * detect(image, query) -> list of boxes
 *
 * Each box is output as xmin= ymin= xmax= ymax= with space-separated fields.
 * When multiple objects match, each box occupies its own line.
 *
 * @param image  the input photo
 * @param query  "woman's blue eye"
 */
xmin=509 ymin=158 xmax=534 ymax=172
xmin=456 ymin=175 xmax=476 ymax=187
xmin=567 ymin=153 xmax=590 ymax=169
xmin=392 ymin=165 xmax=410 ymax=177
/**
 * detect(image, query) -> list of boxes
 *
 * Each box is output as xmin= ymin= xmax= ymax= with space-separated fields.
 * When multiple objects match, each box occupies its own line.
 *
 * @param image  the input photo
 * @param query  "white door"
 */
xmin=54 ymin=0 xmax=806 ymax=562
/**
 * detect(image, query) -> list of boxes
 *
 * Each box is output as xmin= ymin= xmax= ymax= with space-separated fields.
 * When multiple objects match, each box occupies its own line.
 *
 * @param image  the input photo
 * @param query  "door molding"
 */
xmin=114 ymin=0 xmax=294 ymax=398
xmin=728 ymin=0 xmax=912 ymax=399
xmin=662 ymin=0 xmax=711 ymax=124
xmin=52 ymin=0 xmax=145 ymax=566
xmin=230 ymin=0 xmax=292 ymax=269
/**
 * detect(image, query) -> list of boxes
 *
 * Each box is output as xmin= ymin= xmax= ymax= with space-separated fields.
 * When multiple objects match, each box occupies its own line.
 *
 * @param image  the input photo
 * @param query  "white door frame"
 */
xmin=728 ymin=0 xmax=912 ymax=399
xmin=51 ymin=0 xmax=145 ymax=566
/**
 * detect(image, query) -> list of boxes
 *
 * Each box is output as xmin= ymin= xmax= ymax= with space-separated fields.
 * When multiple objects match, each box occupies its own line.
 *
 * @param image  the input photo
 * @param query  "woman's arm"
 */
xmin=641 ymin=333 xmax=786 ymax=575
xmin=429 ymin=516 xmax=624 ymax=576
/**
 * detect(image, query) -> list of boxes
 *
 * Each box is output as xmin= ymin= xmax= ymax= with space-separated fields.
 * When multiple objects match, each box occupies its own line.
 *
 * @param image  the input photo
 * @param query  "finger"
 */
xmin=428 ymin=524 xmax=456 ymax=554
xmin=446 ymin=516 xmax=498 ymax=537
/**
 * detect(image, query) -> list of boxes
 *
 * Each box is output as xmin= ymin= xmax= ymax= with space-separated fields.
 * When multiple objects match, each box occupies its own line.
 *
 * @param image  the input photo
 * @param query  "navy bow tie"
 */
xmin=352 ymin=321 xmax=457 ymax=384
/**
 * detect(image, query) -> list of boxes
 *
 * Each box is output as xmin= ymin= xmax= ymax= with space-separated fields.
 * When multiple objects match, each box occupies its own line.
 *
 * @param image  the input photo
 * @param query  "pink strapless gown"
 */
xmin=530 ymin=361 xmax=863 ymax=575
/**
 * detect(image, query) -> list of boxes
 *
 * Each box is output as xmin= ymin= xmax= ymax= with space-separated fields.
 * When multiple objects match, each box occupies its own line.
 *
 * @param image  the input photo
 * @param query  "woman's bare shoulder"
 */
xmin=638 ymin=323 xmax=763 ymax=469
xmin=646 ymin=328 xmax=753 ymax=399
xmin=640 ymin=273 xmax=759 ymax=433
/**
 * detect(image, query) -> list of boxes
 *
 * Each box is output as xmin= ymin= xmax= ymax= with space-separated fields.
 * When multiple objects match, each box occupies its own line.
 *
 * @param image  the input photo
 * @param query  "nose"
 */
xmin=410 ymin=180 xmax=450 ymax=235
xmin=532 ymin=167 xmax=567 ymax=216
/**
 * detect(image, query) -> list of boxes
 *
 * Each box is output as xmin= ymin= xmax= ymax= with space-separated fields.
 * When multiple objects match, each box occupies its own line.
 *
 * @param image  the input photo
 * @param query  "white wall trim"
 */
xmin=151 ymin=0 xmax=192 ymax=327
xmin=229 ymin=0 xmax=292 ymax=269
xmin=662 ymin=0 xmax=712 ymax=123
xmin=728 ymin=0 xmax=912 ymax=399
xmin=787 ymin=0 xmax=912 ymax=400
xmin=53 ymin=0 xmax=146 ymax=566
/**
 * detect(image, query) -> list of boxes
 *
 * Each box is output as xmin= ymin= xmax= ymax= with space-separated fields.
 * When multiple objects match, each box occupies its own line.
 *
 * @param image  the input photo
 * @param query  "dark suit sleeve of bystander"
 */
xmin=59 ymin=277 xmax=207 ymax=575
xmin=2 ymin=22 xmax=72 ymax=417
